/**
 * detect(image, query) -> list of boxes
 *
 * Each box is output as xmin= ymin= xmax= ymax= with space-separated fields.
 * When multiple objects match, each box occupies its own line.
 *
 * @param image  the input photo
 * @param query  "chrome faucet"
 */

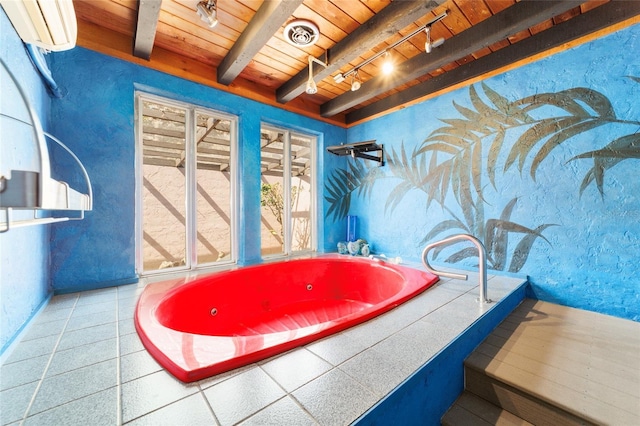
xmin=368 ymin=254 xmax=402 ymax=264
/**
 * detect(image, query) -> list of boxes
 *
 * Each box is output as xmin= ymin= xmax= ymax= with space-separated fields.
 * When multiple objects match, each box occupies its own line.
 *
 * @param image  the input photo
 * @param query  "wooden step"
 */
xmin=464 ymin=365 xmax=595 ymax=426
xmin=461 ymin=298 xmax=640 ymax=426
xmin=441 ymin=391 xmax=534 ymax=426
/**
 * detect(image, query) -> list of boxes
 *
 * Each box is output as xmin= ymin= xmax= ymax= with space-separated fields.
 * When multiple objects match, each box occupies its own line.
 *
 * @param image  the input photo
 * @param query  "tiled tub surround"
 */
xmin=0 ymin=266 xmax=526 ymax=425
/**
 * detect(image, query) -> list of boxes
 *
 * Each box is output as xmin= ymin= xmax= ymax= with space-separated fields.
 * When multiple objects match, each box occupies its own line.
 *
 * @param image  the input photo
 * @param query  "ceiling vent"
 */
xmin=283 ymin=19 xmax=319 ymax=48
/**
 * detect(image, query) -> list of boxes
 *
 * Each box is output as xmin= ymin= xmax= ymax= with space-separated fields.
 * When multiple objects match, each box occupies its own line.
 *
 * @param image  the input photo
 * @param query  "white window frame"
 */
xmin=260 ymin=123 xmax=317 ymax=259
xmin=134 ymin=92 xmax=238 ymax=276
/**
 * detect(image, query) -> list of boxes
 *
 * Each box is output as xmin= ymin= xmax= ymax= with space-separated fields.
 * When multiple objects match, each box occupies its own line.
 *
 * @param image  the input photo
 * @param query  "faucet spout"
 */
xmin=368 ymin=254 xmax=402 ymax=264
xmin=421 ymin=234 xmax=491 ymax=304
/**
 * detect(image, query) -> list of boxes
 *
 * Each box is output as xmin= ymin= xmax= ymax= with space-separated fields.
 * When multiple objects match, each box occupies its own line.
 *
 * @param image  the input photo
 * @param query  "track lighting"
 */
xmin=306 ymin=55 xmax=327 ymax=95
xmin=331 ymin=11 xmax=448 ymax=88
xmin=333 ymin=73 xmax=346 ymax=84
xmin=425 ymin=26 xmax=445 ymax=53
xmin=196 ymin=0 xmax=218 ymax=28
xmin=350 ymin=70 xmax=361 ymax=91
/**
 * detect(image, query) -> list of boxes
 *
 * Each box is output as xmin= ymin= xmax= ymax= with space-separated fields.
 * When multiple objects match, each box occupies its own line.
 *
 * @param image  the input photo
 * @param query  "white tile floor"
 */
xmin=1 ymin=266 xmax=525 ymax=426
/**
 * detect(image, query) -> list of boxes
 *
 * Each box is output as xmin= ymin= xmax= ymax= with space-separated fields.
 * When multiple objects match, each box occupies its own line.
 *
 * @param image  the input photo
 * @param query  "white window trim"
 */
xmin=134 ymin=92 xmax=239 ymax=276
xmin=260 ymin=123 xmax=318 ymax=260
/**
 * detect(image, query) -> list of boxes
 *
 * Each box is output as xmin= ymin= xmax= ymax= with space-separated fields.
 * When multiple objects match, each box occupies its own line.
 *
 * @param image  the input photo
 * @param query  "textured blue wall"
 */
xmin=340 ymin=24 xmax=640 ymax=321
xmin=0 ymin=11 xmax=51 ymax=353
xmin=47 ymin=48 xmax=346 ymax=293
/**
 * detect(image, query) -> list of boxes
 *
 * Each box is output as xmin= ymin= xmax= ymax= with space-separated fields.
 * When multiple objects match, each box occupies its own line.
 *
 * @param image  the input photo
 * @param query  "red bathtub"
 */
xmin=135 ymin=255 xmax=439 ymax=382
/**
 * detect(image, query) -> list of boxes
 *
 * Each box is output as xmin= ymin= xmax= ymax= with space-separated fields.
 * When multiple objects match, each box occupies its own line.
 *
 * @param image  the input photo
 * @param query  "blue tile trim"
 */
xmin=0 ymin=293 xmax=52 ymax=360
xmin=53 ymin=276 xmax=140 ymax=295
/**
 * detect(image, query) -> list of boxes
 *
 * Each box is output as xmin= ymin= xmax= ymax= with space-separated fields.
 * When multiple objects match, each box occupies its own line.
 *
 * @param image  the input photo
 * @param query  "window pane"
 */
xmin=291 ymin=134 xmax=312 ymax=251
xmin=141 ymin=101 xmax=187 ymax=271
xmin=195 ymin=112 xmax=232 ymax=264
xmin=260 ymin=129 xmax=285 ymax=256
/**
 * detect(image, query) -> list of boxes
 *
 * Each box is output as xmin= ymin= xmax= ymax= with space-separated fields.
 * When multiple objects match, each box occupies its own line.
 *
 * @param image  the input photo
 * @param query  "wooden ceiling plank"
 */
xmin=361 ymin=0 xmax=393 ymax=14
xmin=289 ymin=3 xmax=349 ymax=43
xmin=484 ymin=0 xmax=516 ymax=15
xmin=164 ymin=0 xmax=250 ymax=34
xmin=158 ymin=10 xmax=241 ymax=46
xmin=453 ymin=0 xmax=492 ymax=25
xmin=133 ymin=0 xmax=162 ymax=59
xmin=74 ymin=0 xmax=136 ymax=36
xmin=321 ymin=0 xmax=587 ymax=117
xmin=345 ymin=0 xmax=640 ymax=124
xmin=217 ymin=0 xmax=304 ymax=85
xmin=276 ymin=0 xmax=448 ymax=103
xmin=235 ymin=0 xmax=263 ymax=13
xmin=153 ymin=32 xmax=224 ymax=65
xmin=303 ymin=0 xmax=360 ymax=35
xmin=329 ymin=0 xmax=376 ymax=24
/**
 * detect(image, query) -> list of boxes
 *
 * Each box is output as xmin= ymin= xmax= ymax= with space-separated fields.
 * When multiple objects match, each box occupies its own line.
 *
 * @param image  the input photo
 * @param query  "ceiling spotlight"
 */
xmin=306 ymin=55 xmax=327 ymax=95
xmin=425 ymin=26 xmax=445 ymax=53
xmin=197 ymin=0 xmax=218 ymax=28
xmin=306 ymin=73 xmax=317 ymax=94
xmin=381 ymin=51 xmax=394 ymax=75
xmin=333 ymin=73 xmax=346 ymax=84
xmin=350 ymin=70 xmax=361 ymax=91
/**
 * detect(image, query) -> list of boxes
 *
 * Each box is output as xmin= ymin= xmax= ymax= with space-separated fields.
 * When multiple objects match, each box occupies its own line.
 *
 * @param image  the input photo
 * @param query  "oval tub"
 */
xmin=135 ymin=255 xmax=439 ymax=382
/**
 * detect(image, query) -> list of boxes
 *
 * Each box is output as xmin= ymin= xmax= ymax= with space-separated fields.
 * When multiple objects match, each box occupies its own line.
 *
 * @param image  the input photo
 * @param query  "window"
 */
xmin=135 ymin=94 xmax=237 ymax=274
xmin=260 ymin=125 xmax=316 ymax=257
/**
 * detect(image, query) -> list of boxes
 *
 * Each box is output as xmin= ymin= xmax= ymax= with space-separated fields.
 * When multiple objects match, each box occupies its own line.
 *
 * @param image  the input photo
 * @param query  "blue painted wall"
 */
xmin=47 ymin=48 xmax=346 ymax=293
xmin=0 ymin=10 xmax=52 ymax=353
xmin=339 ymin=24 xmax=640 ymax=321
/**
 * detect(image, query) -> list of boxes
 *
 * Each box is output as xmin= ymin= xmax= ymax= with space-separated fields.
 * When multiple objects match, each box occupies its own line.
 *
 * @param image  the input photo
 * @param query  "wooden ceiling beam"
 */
xmin=275 ymin=0 xmax=448 ymax=104
xmin=217 ymin=0 xmax=304 ymax=85
xmin=76 ymin=19 xmax=347 ymax=127
xmin=321 ymin=0 xmax=585 ymax=117
xmin=345 ymin=1 xmax=640 ymax=125
xmin=133 ymin=0 xmax=161 ymax=60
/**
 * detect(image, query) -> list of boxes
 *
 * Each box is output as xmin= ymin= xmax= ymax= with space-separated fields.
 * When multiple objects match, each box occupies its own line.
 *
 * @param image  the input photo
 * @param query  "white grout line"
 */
xmin=196 ymin=384 xmax=221 ymax=426
xmin=19 ymin=294 xmax=79 ymax=425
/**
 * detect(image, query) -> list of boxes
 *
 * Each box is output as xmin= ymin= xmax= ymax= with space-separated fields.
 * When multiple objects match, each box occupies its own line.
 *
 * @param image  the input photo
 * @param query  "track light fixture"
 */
xmin=381 ymin=51 xmax=394 ymax=75
xmin=350 ymin=70 xmax=361 ymax=91
xmin=306 ymin=55 xmax=328 ymax=95
xmin=331 ymin=11 xmax=448 ymax=87
xmin=197 ymin=0 xmax=218 ymax=28
xmin=425 ymin=26 xmax=445 ymax=53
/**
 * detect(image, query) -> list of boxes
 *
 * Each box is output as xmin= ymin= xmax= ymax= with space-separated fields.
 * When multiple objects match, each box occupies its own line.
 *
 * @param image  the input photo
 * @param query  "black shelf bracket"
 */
xmin=326 ymin=140 xmax=384 ymax=166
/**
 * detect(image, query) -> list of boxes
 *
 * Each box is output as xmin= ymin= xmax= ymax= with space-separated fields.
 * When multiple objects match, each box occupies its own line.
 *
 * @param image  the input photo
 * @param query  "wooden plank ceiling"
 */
xmin=73 ymin=0 xmax=640 ymax=126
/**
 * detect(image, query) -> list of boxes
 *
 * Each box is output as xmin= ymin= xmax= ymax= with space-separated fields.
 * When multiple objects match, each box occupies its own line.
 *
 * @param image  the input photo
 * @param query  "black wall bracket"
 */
xmin=326 ymin=140 xmax=384 ymax=166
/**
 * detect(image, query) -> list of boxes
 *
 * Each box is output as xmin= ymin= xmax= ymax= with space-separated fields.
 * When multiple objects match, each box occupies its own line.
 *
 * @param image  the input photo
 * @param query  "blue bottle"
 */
xmin=346 ymin=215 xmax=357 ymax=242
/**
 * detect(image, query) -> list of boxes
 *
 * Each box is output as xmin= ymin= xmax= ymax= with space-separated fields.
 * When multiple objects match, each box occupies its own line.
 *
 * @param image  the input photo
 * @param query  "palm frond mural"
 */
xmin=324 ymin=78 xmax=640 ymax=272
xmin=385 ymin=143 xmax=432 ymax=213
xmin=418 ymin=197 xmax=557 ymax=272
xmin=324 ymin=159 xmax=383 ymax=221
xmin=569 ymin=133 xmax=640 ymax=196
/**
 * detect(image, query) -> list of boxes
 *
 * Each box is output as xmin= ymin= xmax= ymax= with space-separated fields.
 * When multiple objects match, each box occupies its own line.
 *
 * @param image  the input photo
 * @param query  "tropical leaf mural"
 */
xmin=324 ymin=78 xmax=640 ymax=272
xmin=324 ymin=159 xmax=384 ymax=221
xmin=569 ymin=133 xmax=640 ymax=196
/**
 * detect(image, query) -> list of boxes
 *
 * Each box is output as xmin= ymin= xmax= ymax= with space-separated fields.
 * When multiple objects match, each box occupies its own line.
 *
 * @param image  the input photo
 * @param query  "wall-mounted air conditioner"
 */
xmin=0 ymin=0 xmax=77 ymax=51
